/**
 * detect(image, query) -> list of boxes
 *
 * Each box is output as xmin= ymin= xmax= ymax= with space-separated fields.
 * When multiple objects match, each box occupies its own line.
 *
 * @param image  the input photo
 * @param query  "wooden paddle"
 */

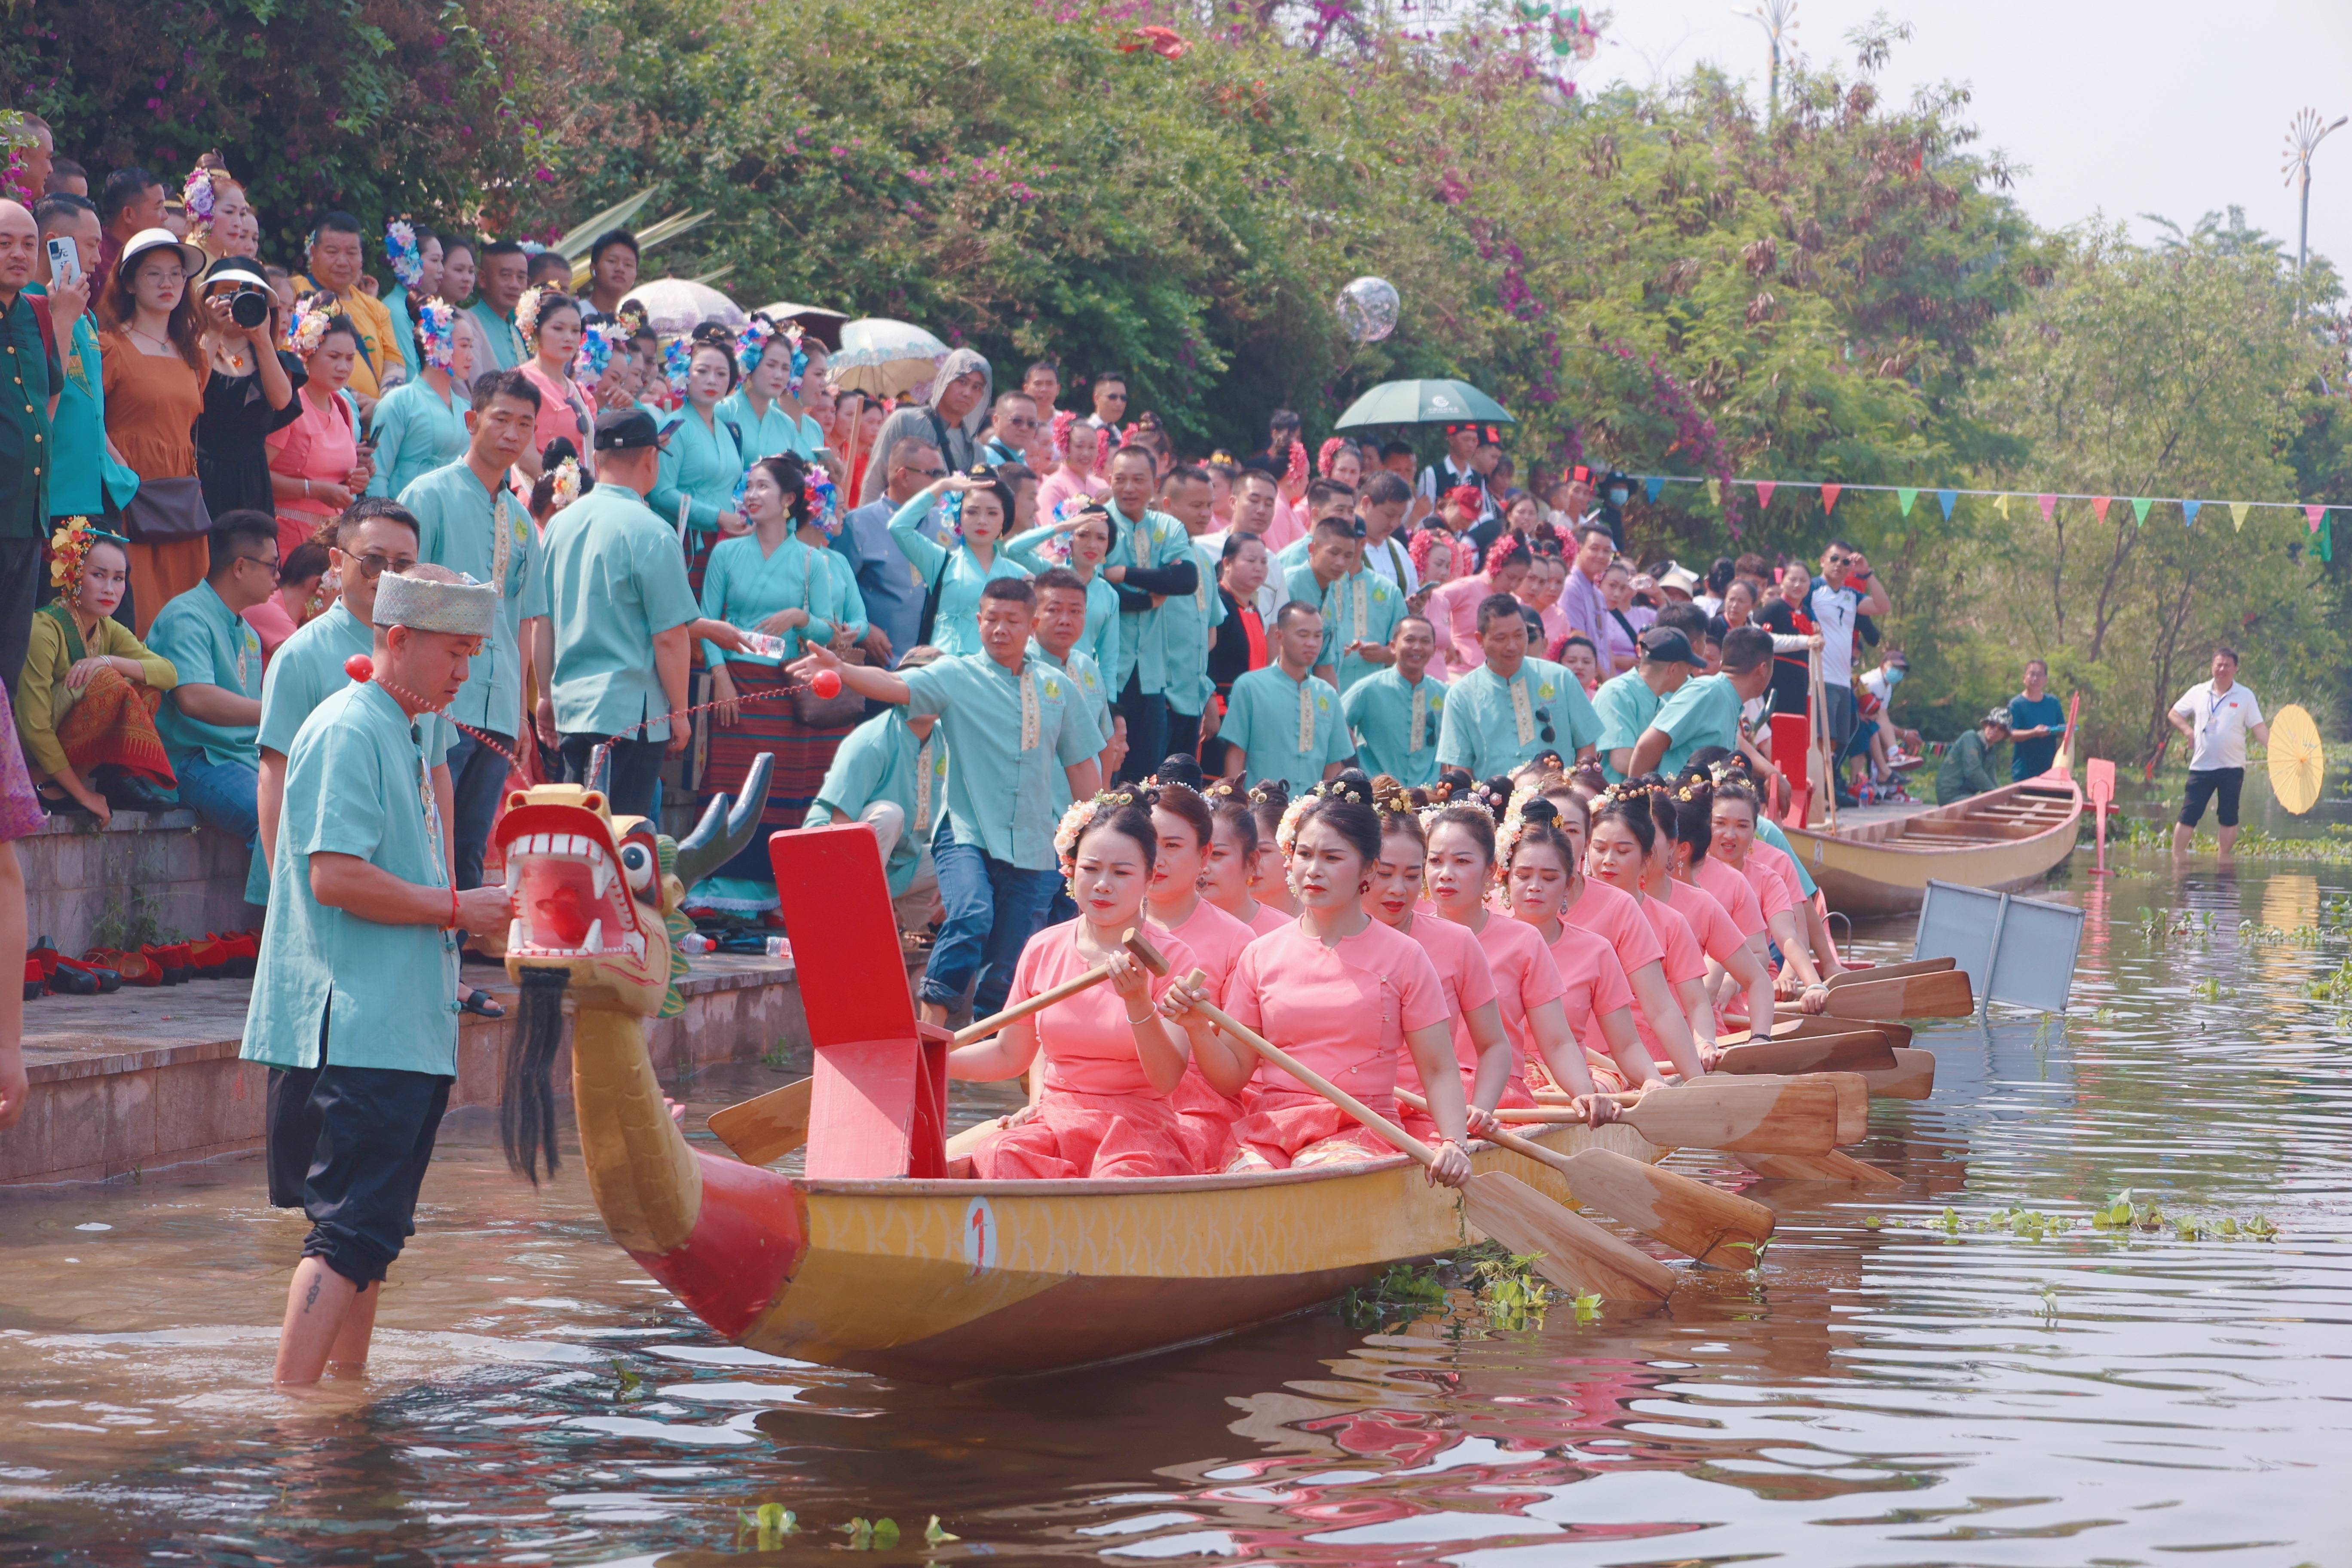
xmin=1739 ymin=1148 xmax=1903 ymax=1188
xmin=1771 ymin=1013 xmax=1914 ymax=1050
xmin=1394 ymin=1087 xmax=1773 ymax=1268
xmin=1856 ymin=1047 xmax=1936 ymax=1101
xmin=1776 ymin=967 xmax=1972 ymax=1021
xmin=1716 ymin=1031 xmax=1899 ymax=1076
xmin=1825 ymin=956 xmax=1955 ymax=988
xmin=1181 ymin=973 xmax=1675 ymax=1302
xmin=1499 ymin=1075 xmax=1840 ymax=1155
xmin=706 ymin=930 xmax=1169 ymax=1167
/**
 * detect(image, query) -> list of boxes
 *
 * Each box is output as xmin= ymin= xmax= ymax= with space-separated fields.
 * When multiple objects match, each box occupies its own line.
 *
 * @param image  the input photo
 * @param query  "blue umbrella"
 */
xmin=1333 ymin=378 xmax=1515 ymax=430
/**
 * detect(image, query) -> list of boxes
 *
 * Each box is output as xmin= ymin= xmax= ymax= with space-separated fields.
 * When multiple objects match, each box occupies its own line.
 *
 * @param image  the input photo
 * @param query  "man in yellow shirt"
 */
xmin=291 ymin=210 xmax=404 ymax=413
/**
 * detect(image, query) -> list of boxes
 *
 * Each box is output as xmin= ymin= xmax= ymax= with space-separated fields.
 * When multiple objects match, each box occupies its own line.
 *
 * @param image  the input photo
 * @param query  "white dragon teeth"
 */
xmin=583 ymin=919 xmax=603 ymax=954
xmin=590 ymin=853 xmax=614 ymax=900
xmin=624 ymin=930 xmax=646 ymax=958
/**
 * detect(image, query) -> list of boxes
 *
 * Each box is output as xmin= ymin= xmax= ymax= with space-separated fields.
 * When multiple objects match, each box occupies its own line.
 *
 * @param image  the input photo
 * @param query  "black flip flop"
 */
xmin=459 ymin=987 xmax=507 ymax=1019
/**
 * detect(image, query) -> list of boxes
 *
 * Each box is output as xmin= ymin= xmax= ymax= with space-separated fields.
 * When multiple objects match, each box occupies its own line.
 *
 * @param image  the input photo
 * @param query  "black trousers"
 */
xmin=558 ymin=732 xmax=667 ymax=819
xmin=1114 ymin=671 xmax=1168 ymax=785
xmin=1167 ymin=708 xmax=1202 ymax=766
xmin=0 ymin=536 xmax=43 ymax=696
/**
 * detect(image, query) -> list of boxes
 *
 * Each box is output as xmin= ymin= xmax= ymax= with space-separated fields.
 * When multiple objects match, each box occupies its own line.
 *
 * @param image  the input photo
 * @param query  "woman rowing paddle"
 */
xmin=1420 ymin=792 xmax=1616 ymax=1123
xmin=946 ymin=793 xmax=1213 ymax=1179
xmin=1646 ymin=772 xmax=1779 ymax=1032
xmin=1584 ymin=785 xmax=1724 ymax=1065
xmin=1142 ymin=775 xmax=1258 ymax=1169
xmin=1172 ymin=774 xmax=1472 ymax=1183
xmin=1497 ymin=795 xmax=1669 ymax=1094
xmin=1361 ymin=780 xmax=1525 ymax=1142
xmin=1201 ymin=780 xmax=1291 ymax=936
xmin=1244 ymin=782 xmax=1302 ymax=924
xmin=1703 ymin=769 xmax=1832 ymax=1012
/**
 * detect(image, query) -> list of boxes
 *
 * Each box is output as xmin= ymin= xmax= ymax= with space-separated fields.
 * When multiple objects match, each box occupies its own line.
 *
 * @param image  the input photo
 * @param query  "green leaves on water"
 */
xmin=738 ymin=1509 xmax=942 ymax=1553
xmin=609 ymin=1357 xmax=644 ymax=1402
xmin=926 ymin=1516 xmax=961 ymax=1545
xmin=1863 ymin=1194 xmax=2278 ymax=1243
xmin=839 ymin=1517 xmax=900 ymax=1551
xmin=1470 ymin=1250 xmax=1554 ymax=1329
xmin=1572 ymin=1293 xmax=1603 ymax=1323
xmin=739 ymin=1504 xmax=799 ymax=1550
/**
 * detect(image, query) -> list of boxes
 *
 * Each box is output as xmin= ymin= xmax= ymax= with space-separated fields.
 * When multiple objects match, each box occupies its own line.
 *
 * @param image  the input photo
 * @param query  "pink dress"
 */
xmin=1465 ymin=913 xmax=1565 ymax=1072
xmin=1158 ymin=898 xmax=1260 ymax=1170
xmin=1242 ymin=900 xmax=1292 ymax=938
xmin=1222 ymin=918 xmax=1449 ymax=1170
xmin=967 ymin=921 xmax=1199 ymax=1180
xmin=1692 ymin=857 xmax=1768 ymax=940
xmin=266 ymin=389 xmax=360 ymax=558
xmin=1427 ymin=572 xmax=1506 ymax=677
xmin=1631 ymin=891 xmax=1707 ymax=1059
xmin=1262 ymin=495 xmax=1306 ymax=553
xmin=0 ymin=684 xmax=47 ymax=841
xmin=1035 ymin=464 xmax=1105 ymax=521
xmin=1563 ymin=877 xmax=1663 ymax=976
xmin=242 ymin=596 xmax=301 ymax=664
xmin=1393 ymin=913 xmax=1523 ymax=1141
xmin=521 ymin=361 xmax=597 ymax=472
xmin=1738 ymin=848 xmax=1800 ymax=925
xmin=1544 ymin=919 xmax=1638 ymax=1090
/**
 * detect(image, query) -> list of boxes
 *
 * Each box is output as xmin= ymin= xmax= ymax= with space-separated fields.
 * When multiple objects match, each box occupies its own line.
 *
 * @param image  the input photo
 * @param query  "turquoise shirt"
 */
xmin=1647 ymin=671 xmax=1744 ymax=781
xmin=1000 ymin=526 xmax=1123 ymax=682
xmin=400 ymin=459 xmax=549 ymax=735
xmin=650 ymin=405 xmax=746 ymax=538
xmin=887 ymin=492 xmax=1031 ymax=657
xmin=1031 ymin=638 xmax=1114 ymax=810
xmin=239 ymin=680 xmax=460 ymax=1075
xmin=1160 ymin=537 xmax=1226 ymax=716
xmin=902 ymin=651 xmax=1104 ymax=870
xmin=466 ymin=300 xmax=524 ymax=371
xmin=1342 ymin=667 xmax=1447 ymax=789
xmin=805 ymin=708 xmax=948 ymax=896
xmin=367 ymin=376 xmax=471 ymax=499
xmin=27 ymin=283 xmax=138 ymax=516
xmin=1105 ymin=502 xmax=1195 ymax=697
xmin=1591 ymin=671 xmax=1663 ymax=783
xmin=1282 ymin=562 xmax=1403 ymax=693
xmin=149 ymin=581 xmax=263 ymax=769
xmin=716 ymin=389 xmax=827 ymax=462
xmin=540 ymin=482 xmax=702 ymax=740
xmin=383 ymin=286 xmax=420 ymax=383
xmin=1756 ymin=815 xmax=1819 ymax=898
xmin=1435 ymin=657 xmax=1601 ymax=779
xmin=1220 ymin=663 xmax=1351 ymax=793
xmin=699 ymin=532 xmax=857 ymax=668
xmin=250 ymin=600 xmax=453 ymax=905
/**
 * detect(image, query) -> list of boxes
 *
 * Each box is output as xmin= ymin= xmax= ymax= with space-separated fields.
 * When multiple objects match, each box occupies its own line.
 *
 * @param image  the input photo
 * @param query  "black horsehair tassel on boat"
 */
xmin=505 ymin=967 xmax=572 ymax=1184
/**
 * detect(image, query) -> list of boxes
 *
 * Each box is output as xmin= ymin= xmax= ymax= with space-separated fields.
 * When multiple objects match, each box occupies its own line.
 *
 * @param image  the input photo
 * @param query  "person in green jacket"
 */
xmin=1935 ymin=709 xmax=2012 ymax=805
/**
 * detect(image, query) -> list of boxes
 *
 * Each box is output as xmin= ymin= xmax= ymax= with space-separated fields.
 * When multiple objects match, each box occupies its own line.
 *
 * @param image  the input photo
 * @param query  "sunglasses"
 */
xmin=1534 ymin=707 xmax=1556 ymax=745
xmin=339 ymin=551 xmax=417 ymax=580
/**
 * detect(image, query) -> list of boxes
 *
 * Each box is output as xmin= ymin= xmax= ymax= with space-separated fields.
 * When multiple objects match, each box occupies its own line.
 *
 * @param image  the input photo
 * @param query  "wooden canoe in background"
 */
xmin=1783 ymin=777 xmax=2082 ymax=916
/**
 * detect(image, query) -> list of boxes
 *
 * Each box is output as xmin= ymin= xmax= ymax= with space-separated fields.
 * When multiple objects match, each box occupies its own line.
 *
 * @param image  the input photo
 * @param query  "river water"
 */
xmin=3 ymin=848 xmax=2348 ymax=1566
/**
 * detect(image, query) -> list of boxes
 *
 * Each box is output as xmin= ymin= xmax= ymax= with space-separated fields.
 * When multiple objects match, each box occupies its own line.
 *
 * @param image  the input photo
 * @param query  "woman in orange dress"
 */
xmin=947 ymin=795 xmax=1207 ymax=1179
xmin=1141 ymin=777 xmax=1259 ymax=1170
xmin=98 ymin=229 xmax=210 ymax=633
xmin=1498 ymin=795 xmax=1667 ymax=1094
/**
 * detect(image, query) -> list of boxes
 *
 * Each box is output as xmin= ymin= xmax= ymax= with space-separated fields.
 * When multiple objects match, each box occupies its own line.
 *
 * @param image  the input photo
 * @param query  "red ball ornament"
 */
xmin=343 ymin=653 xmax=375 ymax=682
xmin=811 ymin=668 xmax=843 ymax=700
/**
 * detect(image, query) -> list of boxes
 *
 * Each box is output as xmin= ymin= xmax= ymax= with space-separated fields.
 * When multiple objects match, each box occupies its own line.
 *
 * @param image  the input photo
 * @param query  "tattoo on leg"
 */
xmin=302 ymin=1274 xmax=321 ymax=1313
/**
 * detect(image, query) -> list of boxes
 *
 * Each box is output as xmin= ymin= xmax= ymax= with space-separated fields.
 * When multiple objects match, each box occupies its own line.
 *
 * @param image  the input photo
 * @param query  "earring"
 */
xmin=1358 ymin=879 xmax=1372 ymax=894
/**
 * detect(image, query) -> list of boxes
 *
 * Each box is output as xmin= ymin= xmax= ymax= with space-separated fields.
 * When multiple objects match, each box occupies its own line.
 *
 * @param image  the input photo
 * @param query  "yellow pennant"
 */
xmin=1998 ymin=493 xmax=2011 ymax=519
xmin=1706 ymin=478 xmax=1722 ymax=507
xmin=2230 ymin=502 xmax=2250 ymax=532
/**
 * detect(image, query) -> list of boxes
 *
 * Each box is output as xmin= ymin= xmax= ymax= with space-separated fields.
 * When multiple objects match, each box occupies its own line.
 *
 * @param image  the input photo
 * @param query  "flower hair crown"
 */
xmin=385 ymin=217 xmax=421 ymax=291
xmin=417 ymin=297 xmax=458 ymax=371
xmin=548 ymin=457 xmax=584 ymax=512
xmin=48 ymin=515 xmax=129 ymax=597
xmin=515 ymin=284 xmax=553 ymax=341
xmin=1054 ymin=788 xmax=1143 ymax=867
xmin=286 ymin=294 xmax=333 ymax=355
xmin=1271 ymin=776 xmax=1374 ymax=854
xmin=181 ymin=165 xmax=217 ymax=226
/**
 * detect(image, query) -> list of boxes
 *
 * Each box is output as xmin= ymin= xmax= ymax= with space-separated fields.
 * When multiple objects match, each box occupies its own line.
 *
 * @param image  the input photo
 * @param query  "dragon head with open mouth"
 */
xmin=491 ymin=757 xmax=773 ymax=1182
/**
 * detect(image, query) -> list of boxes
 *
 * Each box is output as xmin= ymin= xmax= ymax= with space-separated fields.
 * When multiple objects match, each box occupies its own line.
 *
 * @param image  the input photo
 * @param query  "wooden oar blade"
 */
xmin=1559 ymin=1148 xmax=1774 ymax=1270
xmin=1465 ymin=1171 xmax=1675 ymax=1302
xmin=1619 ymin=1077 xmax=1839 ymax=1155
xmin=1825 ymin=956 xmax=1955 ymax=988
xmin=1858 ymin=1047 xmax=1936 ymax=1100
xmin=1738 ymin=1148 xmax=1903 ymax=1188
xmin=1820 ymin=1071 xmax=1870 ymax=1146
xmin=1796 ymin=968 xmax=1974 ymax=1020
xmin=706 ymin=1077 xmax=813 ymax=1167
xmin=1717 ymin=1032 xmax=1899 ymax=1075
xmin=1770 ymin=1014 xmax=1915 ymax=1049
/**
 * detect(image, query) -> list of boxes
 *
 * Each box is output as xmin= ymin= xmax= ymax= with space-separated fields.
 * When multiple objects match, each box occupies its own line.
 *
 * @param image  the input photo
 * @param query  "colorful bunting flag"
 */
xmin=1821 ymin=484 xmax=1841 ymax=514
xmin=2306 ymin=504 xmax=2327 ymax=532
xmin=1936 ymin=489 xmax=1957 ymax=520
xmin=2324 ymin=518 xmax=2334 ymax=564
xmin=2130 ymin=497 xmax=2153 ymax=527
xmin=1998 ymin=493 xmax=2012 ymax=519
xmin=2182 ymin=499 xmax=2201 ymax=529
xmin=1896 ymin=487 xmax=1918 ymax=517
xmin=2092 ymin=496 xmax=2112 ymax=524
xmin=1755 ymin=480 xmax=1776 ymax=509
xmin=2230 ymin=501 xmax=2250 ymax=531
xmin=1644 ymin=476 xmax=1664 ymax=504
xmin=1706 ymin=478 xmax=1721 ymax=507
xmin=2039 ymin=494 xmax=2057 ymax=523
xmin=1608 ymin=473 xmax=2331 ymax=541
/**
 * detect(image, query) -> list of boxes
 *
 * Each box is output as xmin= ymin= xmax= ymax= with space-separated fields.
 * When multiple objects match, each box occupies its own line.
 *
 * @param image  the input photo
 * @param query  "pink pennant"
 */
xmin=2307 ymin=504 xmax=2327 ymax=533
xmin=1755 ymin=480 xmax=1776 ymax=509
xmin=2038 ymin=494 xmax=2056 ymax=523
xmin=2092 ymin=496 xmax=2112 ymax=524
xmin=1820 ymin=484 xmax=1841 ymax=515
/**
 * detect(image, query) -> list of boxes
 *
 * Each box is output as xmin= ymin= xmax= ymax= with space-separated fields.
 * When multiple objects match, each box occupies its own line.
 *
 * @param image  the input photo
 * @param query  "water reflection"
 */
xmin=2 ymin=850 xmax=2349 ymax=1564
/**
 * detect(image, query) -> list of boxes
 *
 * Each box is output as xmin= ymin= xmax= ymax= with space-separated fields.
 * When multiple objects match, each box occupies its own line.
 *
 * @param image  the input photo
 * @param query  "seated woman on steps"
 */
xmin=1139 ymin=773 xmax=1259 ymax=1172
xmin=12 ymin=518 xmax=181 ymax=824
xmin=946 ymin=792 xmax=1210 ymax=1180
xmin=1174 ymin=773 xmax=1472 ymax=1182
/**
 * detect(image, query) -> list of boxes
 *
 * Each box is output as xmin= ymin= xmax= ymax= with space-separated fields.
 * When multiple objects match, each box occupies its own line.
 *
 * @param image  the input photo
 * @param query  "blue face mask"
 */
xmin=1885 ymin=666 xmax=1905 ymax=686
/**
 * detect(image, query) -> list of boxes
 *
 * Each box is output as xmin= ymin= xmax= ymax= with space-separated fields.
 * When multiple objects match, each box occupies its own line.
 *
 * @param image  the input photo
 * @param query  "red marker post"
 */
xmin=2086 ymin=758 xmax=2115 ymax=875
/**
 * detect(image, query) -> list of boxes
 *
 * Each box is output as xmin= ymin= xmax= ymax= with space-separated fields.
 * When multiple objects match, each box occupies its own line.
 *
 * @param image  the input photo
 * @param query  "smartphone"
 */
xmin=45 ymin=236 xmax=79 ymax=288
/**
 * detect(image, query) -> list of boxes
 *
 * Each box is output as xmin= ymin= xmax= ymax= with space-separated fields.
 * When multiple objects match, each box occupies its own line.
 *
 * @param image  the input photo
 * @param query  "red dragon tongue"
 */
xmin=534 ymin=885 xmax=591 ymax=947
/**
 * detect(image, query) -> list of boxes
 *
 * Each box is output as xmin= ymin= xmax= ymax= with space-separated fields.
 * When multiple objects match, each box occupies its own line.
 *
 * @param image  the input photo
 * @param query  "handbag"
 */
xmin=789 ymin=550 xmax=869 ymax=727
xmin=119 ymin=474 xmax=212 ymax=542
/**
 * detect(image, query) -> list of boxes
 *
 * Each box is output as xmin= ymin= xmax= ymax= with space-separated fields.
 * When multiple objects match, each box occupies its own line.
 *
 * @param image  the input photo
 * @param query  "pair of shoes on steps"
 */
xmin=25 ymin=940 xmax=122 ymax=996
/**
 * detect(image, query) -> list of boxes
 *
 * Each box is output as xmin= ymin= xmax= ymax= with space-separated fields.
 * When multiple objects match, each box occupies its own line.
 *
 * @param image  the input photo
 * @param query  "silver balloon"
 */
xmin=1335 ymin=276 xmax=1400 ymax=343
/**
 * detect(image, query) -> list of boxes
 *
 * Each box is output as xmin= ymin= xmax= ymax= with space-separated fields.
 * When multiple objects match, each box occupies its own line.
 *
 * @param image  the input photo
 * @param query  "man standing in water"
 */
xmin=2169 ymin=646 xmax=2267 ymax=858
xmin=240 ymin=567 xmax=513 ymax=1385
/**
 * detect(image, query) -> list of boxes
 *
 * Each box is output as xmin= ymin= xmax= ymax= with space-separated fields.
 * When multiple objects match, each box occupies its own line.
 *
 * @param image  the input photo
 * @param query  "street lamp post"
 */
xmin=2282 ymin=108 xmax=2348 ymax=278
xmin=1736 ymin=0 xmax=1799 ymax=125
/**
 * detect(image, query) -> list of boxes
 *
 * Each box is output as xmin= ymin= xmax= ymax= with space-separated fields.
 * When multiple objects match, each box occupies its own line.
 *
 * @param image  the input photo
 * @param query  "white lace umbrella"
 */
xmin=620 ymin=278 xmax=744 ymax=335
xmin=829 ymin=318 xmax=950 ymax=398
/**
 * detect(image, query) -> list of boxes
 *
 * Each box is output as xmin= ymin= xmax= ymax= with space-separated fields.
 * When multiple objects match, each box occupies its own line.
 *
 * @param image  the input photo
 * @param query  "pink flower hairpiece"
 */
xmin=417 ymin=297 xmax=457 ymax=371
xmin=181 ymin=166 xmax=217 ymax=225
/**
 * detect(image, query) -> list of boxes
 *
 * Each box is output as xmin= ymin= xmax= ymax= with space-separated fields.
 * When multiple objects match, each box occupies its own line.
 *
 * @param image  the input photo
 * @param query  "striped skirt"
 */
xmin=698 ymin=671 xmax=858 ymax=897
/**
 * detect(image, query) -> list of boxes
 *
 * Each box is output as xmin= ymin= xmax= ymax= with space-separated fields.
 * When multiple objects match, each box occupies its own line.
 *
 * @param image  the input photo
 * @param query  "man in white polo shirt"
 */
xmin=2168 ymin=646 xmax=2268 ymax=857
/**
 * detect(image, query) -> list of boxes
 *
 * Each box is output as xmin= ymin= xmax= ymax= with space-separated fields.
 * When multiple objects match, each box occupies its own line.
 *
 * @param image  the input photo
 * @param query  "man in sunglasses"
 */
xmin=1435 ymin=591 xmax=1601 ymax=779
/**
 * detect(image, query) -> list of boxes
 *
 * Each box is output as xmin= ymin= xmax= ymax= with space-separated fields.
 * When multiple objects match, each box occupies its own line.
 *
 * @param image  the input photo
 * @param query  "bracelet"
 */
xmin=303 ymin=479 xmax=311 ymax=498
xmin=1125 ymin=1005 xmax=1154 ymax=1024
xmin=448 ymin=886 xmax=459 ymax=930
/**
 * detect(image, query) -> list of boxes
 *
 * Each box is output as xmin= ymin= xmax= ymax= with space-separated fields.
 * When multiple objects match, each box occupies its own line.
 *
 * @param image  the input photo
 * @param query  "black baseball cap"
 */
xmin=594 ymin=407 xmax=662 ymax=452
xmin=1638 ymin=626 xmax=1706 ymax=668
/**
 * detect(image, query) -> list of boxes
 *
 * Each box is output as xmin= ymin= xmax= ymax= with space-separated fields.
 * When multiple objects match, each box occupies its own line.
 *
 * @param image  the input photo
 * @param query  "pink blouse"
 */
xmin=1427 ymin=572 xmax=1507 ymax=676
xmin=1635 ymin=892 xmax=1708 ymax=986
xmin=267 ymin=388 xmax=358 ymax=552
xmin=1662 ymin=876 xmax=1747 ymax=965
xmin=1465 ymin=911 xmax=1565 ymax=1065
xmin=1162 ymin=897 xmax=1256 ymax=1004
xmin=1223 ymin=917 xmax=1449 ymax=1120
xmin=521 ymin=361 xmax=597 ymax=472
xmin=1739 ymin=848 xmax=1799 ymax=922
xmin=1563 ymin=876 xmax=1663 ymax=977
xmin=1543 ymin=919 xmax=1635 ymax=1049
xmin=1243 ymin=900 xmax=1293 ymax=938
xmin=1693 ymin=856 xmax=1768 ymax=939
xmin=1010 ymin=921 xmax=1196 ymax=1098
xmin=1394 ymin=913 xmax=1501 ymax=1089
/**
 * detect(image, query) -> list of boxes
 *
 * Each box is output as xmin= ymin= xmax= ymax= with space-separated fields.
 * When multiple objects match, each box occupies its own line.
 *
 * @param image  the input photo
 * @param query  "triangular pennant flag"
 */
xmin=2038 ymin=494 xmax=2057 ymax=523
xmin=1755 ymin=479 xmax=1776 ymax=510
xmin=1820 ymin=484 xmax=1841 ymax=514
xmin=2131 ymin=497 xmax=2153 ymax=527
xmin=1998 ymin=493 xmax=2012 ymax=519
xmin=1896 ymin=487 xmax=1918 ymax=516
xmin=2306 ymin=503 xmax=2327 ymax=532
xmin=1936 ymin=488 xmax=1958 ymax=520
xmin=2182 ymin=499 xmax=2201 ymax=530
xmin=1706 ymin=478 xmax=1721 ymax=507
xmin=1644 ymin=476 xmax=1664 ymax=504
xmin=2230 ymin=501 xmax=2249 ymax=531
xmin=2092 ymin=496 xmax=2112 ymax=524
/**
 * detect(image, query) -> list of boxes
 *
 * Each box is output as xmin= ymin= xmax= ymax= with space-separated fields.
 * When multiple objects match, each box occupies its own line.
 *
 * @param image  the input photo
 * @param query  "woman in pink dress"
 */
xmin=1142 ymin=778 xmax=1260 ymax=1170
xmin=1495 ymin=796 xmax=1665 ymax=1094
xmin=1362 ymin=790 xmax=1522 ymax=1143
xmin=948 ymin=796 xmax=1209 ymax=1179
xmin=1243 ymin=783 xmax=1301 ymax=924
xmin=1646 ymin=775 xmax=1779 ymax=1032
xmin=1584 ymin=788 xmax=1724 ymax=1063
xmin=1420 ymin=797 xmax=1613 ymax=1117
xmin=266 ymin=309 xmax=369 ymax=560
xmin=1425 ymin=535 xmax=1535 ymax=678
xmin=516 ymin=288 xmax=595 ymax=481
xmin=1176 ymin=776 xmax=1472 ymax=1179
xmin=1201 ymin=782 xmax=1290 ymax=936
xmin=1707 ymin=773 xmax=1831 ymax=1002
xmin=1034 ymin=416 xmax=1110 ymax=520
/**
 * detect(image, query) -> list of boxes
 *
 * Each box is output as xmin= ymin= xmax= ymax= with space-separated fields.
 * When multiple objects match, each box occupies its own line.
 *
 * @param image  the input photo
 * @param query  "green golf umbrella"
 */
xmin=1332 ymin=378 xmax=1515 ymax=431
